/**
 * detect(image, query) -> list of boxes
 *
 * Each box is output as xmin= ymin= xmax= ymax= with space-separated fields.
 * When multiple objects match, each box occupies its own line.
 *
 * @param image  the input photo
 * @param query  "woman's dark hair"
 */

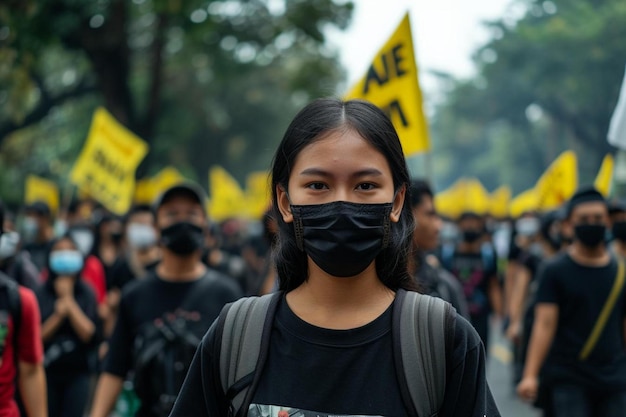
xmin=271 ymin=98 xmax=417 ymax=292
xmin=46 ymin=234 xmax=85 ymax=285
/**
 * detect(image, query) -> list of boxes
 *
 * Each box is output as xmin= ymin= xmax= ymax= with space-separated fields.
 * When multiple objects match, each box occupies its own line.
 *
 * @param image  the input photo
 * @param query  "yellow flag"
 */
xmin=536 ymin=150 xmax=578 ymax=211
xmin=509 ymin=188 xmax=540 ymax=218
xmin=594 ymin=154 xmax=614 ymax=197
xmin=434 ymin=179 xmax=466 ymax=220
xmin=489 ymin=186 xmax=512 ymax=219
xmin=24 ymin=175 xmax=60 ymax=215
xmin=344 ymin=13 xmax=429 ymax=155
xmin=134 ymin=178 xmax=155 ymax=204
xmin=462 ymin=179 xmax=490 ymax=215
xmin=70 ymin=108 xmax=149 ymax=215
xmin=208 ymin=166 xmax=246 ymax=222
xmin=152 ymin=167 xmax=186 ymax=198
xmin=244 ymin=172 xmax=271 ymax=220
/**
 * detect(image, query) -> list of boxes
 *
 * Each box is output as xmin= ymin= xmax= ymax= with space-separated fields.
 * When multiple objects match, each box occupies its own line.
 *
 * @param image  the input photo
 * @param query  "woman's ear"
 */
xmin=390 ymin=185 xmax=406 ymax=223
xmin=276 ymin=185 xmax=293 ymax=223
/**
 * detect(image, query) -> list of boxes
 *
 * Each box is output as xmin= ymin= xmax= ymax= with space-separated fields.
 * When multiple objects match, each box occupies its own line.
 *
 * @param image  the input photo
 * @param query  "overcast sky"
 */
xmin=329 ymin=0 xmax=517 ymax=96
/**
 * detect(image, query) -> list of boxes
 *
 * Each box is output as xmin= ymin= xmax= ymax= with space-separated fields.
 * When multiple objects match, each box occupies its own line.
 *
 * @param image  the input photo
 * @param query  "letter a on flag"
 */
xmin=70 ymin=108 xmax=149 ymax=215
xmin=344 ymin=13 xmax=430 ymax=155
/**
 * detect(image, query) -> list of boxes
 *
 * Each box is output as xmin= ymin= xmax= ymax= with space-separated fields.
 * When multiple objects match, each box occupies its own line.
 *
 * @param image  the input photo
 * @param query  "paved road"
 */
xmin=487 ymin=329 xmax=541 ymax=417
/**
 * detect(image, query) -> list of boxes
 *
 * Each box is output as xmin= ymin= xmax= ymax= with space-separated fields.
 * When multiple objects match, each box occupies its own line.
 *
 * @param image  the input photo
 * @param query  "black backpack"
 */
xmin=213 ymin=289 xmax=456 ymax=417
xmin=132 ymin=272 xmax=219 ymax=417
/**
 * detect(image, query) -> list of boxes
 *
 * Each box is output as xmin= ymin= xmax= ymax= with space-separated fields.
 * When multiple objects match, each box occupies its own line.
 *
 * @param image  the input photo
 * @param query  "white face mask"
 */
xmin=69 ymin=228 xmax=95 ymax=256
xmin=54 ymin=220 xmax=68 ymax=238
xmin=0 ymin=232 xmax=20 ymax=260
xmin=516 ymin=217 xmax=540 ymax=237
xmin=126 ymin=223 xmax=157 ymax=249
xmin=21 ymin=217 xmax=39 ymax=242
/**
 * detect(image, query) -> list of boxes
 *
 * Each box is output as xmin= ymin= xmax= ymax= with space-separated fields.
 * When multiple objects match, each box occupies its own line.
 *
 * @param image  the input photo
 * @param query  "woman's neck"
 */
xmin=286 ymin=261 xmax=395 ymax=330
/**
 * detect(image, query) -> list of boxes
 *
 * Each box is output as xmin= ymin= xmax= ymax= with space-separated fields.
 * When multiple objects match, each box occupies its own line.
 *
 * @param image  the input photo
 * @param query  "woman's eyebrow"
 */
xmin=298 ymin=168 xmax=383 ymax=177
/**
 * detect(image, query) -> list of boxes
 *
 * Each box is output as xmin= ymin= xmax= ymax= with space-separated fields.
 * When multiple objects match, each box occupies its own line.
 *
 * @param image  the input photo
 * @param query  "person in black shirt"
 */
xmin=21 ymin=201 xmax=55 ymax=272
xmin=37 ymin=235 xmax=100 ymax=417
xmin=518 ymin=187 xmax=626 ymax=417
xmin=171 ymin=98 xmax=500 ymax=417
xmin=89 ymin=183 xmax=242 ymax=417
xmin=408 ymin=179 xmax=469 ymax=318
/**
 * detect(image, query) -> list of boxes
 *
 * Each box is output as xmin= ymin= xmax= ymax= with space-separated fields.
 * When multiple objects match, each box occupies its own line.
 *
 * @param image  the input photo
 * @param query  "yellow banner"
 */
xmin=536 ymin=150 xmax=578 ymax=211
xmin=70 ymin=108 xmax=149 ymax=215
xmin=24 ymin=175 xmax=60 ymax=215
xmin=594 ymin=154 xmax=614 ymax=197
xmin=344 ymin=13 xmax=430 ymax=155
xmin=208 ymin=166 xmax=246 ymax=222
xmin=134 ymin=166 xmax=186 ymax=205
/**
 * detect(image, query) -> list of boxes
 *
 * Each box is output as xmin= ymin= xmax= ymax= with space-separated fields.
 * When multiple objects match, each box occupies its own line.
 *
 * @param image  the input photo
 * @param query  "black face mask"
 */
xmin=291 ymin=201 xmax=392 ymax=277
xmin=160 ymin=222 xmax=205 ymax=255
xmin=613 ymin=221 xmax=626 ymax=242
xmin=574 ymin=224 xmax=606 ymax=248
xmin=462 ymin=229 xmax=482 ymax=243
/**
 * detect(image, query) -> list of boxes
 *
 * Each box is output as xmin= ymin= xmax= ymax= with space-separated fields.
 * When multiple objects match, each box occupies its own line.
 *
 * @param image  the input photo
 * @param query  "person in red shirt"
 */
xmin=0 ymin=200 xmax=47 ymax=417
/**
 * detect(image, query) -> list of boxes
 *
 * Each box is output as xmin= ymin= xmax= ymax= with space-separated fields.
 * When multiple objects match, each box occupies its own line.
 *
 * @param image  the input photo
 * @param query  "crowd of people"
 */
xmin=1 ymin=98 xmax=625 ymax=417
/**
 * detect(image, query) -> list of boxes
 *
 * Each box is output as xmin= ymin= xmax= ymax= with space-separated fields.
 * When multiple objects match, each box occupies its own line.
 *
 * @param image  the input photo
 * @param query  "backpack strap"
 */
xmin=393 ymin=289 xmax=455 ymax=417
xmin=216 ymin=292 xmax=281 ymax=417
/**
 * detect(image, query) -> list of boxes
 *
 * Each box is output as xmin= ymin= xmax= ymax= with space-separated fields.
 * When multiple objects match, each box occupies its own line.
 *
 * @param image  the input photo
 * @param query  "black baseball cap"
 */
xmin=565 ymin=186 xmax=606 ymax=218
xmin=153 ymin=182 xmax=208 ymax=215
xmin=24 ymin=201 xmax=52 ymax=218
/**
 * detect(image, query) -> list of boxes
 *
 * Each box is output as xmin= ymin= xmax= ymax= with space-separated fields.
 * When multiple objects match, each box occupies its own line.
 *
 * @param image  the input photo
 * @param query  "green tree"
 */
xmin=0 ymin=0 xmax=353 ymax=204
xmin=430 ymin=0 xmax=626 ymax=194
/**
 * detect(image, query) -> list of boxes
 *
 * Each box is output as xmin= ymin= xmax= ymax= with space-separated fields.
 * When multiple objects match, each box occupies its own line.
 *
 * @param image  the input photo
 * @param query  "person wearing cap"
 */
xmin=517 ymin=187 xmax=626 ymax=416
xmin=89 ymin=183 xmax=243 ymax=417
xmin=22 ymin=201 xmax=55 ymax=272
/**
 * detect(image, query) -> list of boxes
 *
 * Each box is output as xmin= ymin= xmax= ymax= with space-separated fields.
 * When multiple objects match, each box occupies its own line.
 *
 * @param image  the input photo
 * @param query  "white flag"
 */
xmin=608 ymin=64 xmax=626 ymax=150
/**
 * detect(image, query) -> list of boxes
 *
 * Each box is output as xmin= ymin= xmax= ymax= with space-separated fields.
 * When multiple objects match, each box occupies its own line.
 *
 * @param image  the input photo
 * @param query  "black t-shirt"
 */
xmin=171 ymin=293 xmax=501 ymax=417
xmin=102 ymin=268 xmax=243 ymax=416
xmin=36 ymin=280 xmax=100 ymax=375
xmin=535 ymin=253 xmax=626 ymax=389
xmin=106 ymin=257 xmax=159 ymax=291
xmin=23 ymin=240 xmax=51 ymax=272
xmin=441 ymin=245 xmax=498 ymax=317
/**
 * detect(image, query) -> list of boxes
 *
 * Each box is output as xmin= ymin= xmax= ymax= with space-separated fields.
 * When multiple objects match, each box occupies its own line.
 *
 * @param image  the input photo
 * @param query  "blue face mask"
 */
xmin=49 ymin=250 xmax=84 ymax=275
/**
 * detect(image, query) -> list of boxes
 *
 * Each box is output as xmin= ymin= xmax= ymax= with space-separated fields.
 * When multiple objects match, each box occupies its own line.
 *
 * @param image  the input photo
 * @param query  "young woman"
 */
xmin=170 ymin=98 xmax=500 ymax=416
xmin=36 ymin=235 xmax=100 ymax=417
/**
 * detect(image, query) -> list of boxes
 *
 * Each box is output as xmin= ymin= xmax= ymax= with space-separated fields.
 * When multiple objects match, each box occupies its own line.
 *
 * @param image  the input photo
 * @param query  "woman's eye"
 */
xmin=306 ymin=182 xmax=327 ymax=190
xmin=357 ymin=183 xmax=376 ymax=190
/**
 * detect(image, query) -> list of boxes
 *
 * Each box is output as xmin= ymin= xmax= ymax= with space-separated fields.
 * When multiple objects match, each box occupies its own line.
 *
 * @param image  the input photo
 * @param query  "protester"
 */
xmin=104 ymin=204 xmax=160 ymax=337
xmin=609 ymin=200 xmax=626 ymax=259
xmin=170 ymin=98 xmax=500 ymax=416
xmin=89 ymin=183 xmax=242 ymax=417
xmin=37 ymin=235 xmax=100 ymax=417
xmin=408 ymin=179 xmax=469 ymax=318
xmin=505 ymin=212 xmax=544 ymax=383
xmin=440 ymin=211 xmax=503 ymax=351
xmin=22 ymin=201 xmax=55 ymax=271
xmin=0 ymin=200 xmax=47 ymax=417
xmin=0 ymin=210 xmax=41 ymax=290
xmin=90 ymin=213 xmax=124 ymax=287
xmin=518 ymin=187 xmax=626 ymax=417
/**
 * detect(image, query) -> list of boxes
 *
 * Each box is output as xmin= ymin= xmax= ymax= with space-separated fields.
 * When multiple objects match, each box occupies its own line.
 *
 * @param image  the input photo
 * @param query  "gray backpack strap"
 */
xmin=394 ymin=289 xmax=455 ymax=417
xmin=218 ymin=292 xmax=281 ymax=417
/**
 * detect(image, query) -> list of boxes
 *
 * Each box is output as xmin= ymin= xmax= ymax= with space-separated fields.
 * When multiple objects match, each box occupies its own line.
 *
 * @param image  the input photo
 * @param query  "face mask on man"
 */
xmin=0 ymin=231 xmax=19 ymax=261
xmin=574 ymin=224 xmax=606 ymax=248
xmin=69 ymin=227 xmax=95 ymax=256
xmin=160 ymin=222 xmax=205 ymax=255
xmin=461 ymin=229 xmax=482 ymax=243
xmin=290 ymin=200 xmax=392 ymax=277
xmin=127 ymin=223 xmax=157 ymax=249
xmin=21 ymin=217 xmax=39 ymax=242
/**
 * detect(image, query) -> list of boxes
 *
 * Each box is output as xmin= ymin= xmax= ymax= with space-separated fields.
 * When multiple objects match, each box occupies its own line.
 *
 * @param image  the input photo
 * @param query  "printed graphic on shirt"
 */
xmin=248 ymin=404 xmax=384 ymax=417
xmin=449 ymin=256 xmax=490 ymax=316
